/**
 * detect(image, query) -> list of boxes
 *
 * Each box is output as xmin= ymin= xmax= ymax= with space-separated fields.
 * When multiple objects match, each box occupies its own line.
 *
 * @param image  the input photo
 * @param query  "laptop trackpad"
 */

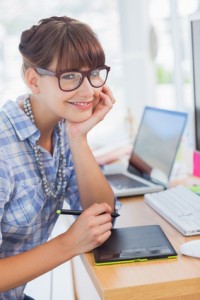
xmin=105 ymin=173 xmax=148 ymax=189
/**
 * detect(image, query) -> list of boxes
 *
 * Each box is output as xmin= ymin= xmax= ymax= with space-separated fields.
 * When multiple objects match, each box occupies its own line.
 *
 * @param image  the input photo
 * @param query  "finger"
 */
xmin=85 ymin=203 xmax=112 ymax=217
xmin=94 ymin=93 xmax=113 ymax=115
xmin=84 ymin=93 xmax=113 ymax=127
xmin=98 ymin=220 xmax=113 ymax=234
xmin=83 ymin=203 xmax=112 ymax=225
xmin=102 ymin=85 xmax=116 ymax=104
xmin=94 ymin=230 xmax=112 ymax=248
xmin=100 ymin=92 xmax=116 ymax=108
xmin=95 ymin=212 xmax=112 ymax=225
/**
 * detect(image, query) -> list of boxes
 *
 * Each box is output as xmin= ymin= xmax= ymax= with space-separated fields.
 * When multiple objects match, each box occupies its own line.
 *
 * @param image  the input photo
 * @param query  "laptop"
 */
xmin=105 ymin=106 xmax=188 ymax=197
xmin=93 ymin=225 xmax=177 ymax=265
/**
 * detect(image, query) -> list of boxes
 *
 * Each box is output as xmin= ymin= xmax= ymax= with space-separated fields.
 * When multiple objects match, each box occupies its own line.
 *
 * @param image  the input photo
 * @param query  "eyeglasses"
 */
xmin=35 ymin=65 xmax=110 ymax=92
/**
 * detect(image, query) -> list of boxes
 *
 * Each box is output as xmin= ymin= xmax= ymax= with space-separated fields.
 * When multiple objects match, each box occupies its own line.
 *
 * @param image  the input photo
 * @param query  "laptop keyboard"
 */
xmin=144 ymin=185 xmax=200 ymax=236
xmin=105 ymin=174 xmax=148 ymax=189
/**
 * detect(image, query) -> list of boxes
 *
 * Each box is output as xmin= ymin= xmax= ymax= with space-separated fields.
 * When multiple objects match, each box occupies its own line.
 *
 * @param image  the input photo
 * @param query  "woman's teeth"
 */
xmin=72 ymin=102 xmax=90 ymax=106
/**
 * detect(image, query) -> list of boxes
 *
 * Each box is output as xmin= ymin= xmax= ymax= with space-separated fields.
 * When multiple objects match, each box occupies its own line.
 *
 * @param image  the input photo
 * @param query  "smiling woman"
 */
xmin=0 ymin=15 xmax=119 ymax=300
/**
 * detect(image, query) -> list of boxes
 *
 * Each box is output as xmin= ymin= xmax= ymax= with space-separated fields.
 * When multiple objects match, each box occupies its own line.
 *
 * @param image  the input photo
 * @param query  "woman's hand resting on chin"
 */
xmin=65 ymin=85 xmax=116 ymax=140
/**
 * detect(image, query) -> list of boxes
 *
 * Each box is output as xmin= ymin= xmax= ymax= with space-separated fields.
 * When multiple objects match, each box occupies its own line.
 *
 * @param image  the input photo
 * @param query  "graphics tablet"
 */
xmin=93 ymin=225 xmax=177 ymax=265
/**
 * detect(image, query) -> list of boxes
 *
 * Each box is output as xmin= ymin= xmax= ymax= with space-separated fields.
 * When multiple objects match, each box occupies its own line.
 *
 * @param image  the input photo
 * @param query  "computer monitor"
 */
xmin=190 ymin=15 xmax=200 ymax=150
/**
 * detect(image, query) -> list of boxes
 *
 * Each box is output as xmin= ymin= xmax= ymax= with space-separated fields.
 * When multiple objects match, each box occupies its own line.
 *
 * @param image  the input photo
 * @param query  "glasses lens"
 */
xmin=90 ymin=68 xmax=108 ymax=87
xmin=59 ymin=72 xmax=82 ymax=91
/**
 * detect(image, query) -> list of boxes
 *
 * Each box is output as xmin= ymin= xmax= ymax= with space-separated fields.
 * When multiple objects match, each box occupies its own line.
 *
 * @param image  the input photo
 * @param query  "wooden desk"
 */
xmin=77 ymin=192 xmax=200 ymax=300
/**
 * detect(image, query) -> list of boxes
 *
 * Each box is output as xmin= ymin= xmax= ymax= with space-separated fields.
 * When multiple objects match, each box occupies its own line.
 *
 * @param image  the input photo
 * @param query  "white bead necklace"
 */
xmin=24 ymin=98 xmax=67 ymax=199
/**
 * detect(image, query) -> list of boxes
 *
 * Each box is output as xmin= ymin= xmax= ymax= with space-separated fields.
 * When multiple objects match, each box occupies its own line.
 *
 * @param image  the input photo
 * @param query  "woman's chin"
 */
xmin=69 ymin=111 xmax=93 ymax=123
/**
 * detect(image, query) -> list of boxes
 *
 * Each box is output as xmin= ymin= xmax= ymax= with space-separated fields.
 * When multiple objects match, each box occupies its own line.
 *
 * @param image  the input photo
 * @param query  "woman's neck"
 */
xmin=38 ymin=134 xmax=54 ymax=154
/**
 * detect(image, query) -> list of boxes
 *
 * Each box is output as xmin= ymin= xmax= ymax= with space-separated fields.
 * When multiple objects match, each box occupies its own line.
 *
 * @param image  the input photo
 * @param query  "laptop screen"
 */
xmin=128 ymin=107 xmax=188 ymax=184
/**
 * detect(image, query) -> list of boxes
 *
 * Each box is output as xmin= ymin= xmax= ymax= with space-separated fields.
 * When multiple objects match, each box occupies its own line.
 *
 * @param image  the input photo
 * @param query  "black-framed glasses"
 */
xmin=35 ymin=65 xmax=110 ymax=92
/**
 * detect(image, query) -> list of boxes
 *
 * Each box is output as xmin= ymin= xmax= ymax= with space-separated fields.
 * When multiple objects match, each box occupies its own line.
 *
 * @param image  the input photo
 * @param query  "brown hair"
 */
xmin=19 ymin=16 xmax=105 ymax=74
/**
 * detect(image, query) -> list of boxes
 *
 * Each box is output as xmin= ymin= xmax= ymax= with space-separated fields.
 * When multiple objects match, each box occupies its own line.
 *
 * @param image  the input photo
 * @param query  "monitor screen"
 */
xmin=128 ymin=107 xmax=187 ymax=184
xmin=191 ymin=17 xmax=200 ymax=150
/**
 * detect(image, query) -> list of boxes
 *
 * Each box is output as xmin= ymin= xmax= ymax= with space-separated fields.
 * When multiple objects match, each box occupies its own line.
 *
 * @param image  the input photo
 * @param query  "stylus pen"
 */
xmin=56 ymin=209 xmax=120 ymax=218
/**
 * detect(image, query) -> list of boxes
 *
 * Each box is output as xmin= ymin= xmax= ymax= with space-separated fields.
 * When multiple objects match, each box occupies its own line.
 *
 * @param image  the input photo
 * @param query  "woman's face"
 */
xmin=36 ymin=62 xmax=102 ymax=123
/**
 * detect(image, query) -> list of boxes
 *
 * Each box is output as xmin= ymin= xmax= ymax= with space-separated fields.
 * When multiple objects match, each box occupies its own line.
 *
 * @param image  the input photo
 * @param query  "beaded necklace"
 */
xmin=24 ymin=97 xmax=67 ymax=199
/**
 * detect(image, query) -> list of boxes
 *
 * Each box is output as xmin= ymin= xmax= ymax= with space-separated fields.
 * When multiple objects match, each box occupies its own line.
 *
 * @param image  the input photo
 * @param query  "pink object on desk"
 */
xmin=193 ymin=150 xmax=200 ymax=177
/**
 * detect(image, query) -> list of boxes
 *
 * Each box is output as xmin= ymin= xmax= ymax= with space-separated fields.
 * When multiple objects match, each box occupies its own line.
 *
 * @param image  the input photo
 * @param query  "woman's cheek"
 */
xmin=93 ymin=88 xmax=102 ymax=110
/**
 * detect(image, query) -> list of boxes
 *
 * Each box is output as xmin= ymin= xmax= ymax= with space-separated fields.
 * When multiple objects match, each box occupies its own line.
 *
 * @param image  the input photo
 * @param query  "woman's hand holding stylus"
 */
xmin=64 ymin=203 xmax=113 ymax=255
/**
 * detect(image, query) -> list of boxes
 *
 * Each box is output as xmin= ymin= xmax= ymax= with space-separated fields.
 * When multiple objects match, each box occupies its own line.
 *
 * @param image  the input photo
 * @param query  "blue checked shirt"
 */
xmin=0 ymin=95 xmax=82 ymax=300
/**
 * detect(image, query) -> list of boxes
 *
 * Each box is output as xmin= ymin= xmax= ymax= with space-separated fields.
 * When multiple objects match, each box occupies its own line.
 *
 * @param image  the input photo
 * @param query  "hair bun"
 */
xmin=19 ymin=25 xmax=38 ymax=49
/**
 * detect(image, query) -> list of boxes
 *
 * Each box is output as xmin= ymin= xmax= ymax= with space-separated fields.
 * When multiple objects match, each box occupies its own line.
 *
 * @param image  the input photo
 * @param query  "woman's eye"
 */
xmin=61 ymin=73 xmax=76 ymax=80
xmin=91 ymin=70 xmax=100 ymax=77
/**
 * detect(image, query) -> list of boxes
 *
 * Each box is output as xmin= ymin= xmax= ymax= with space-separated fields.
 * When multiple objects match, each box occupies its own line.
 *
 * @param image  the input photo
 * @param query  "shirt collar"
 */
xmin=2 ymin=95 xmax=40 ymax=142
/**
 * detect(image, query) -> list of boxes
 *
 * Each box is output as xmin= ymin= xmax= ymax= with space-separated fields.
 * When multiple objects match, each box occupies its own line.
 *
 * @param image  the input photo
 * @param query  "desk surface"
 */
xmin=80 ymin=178 xmax=200 ymax=300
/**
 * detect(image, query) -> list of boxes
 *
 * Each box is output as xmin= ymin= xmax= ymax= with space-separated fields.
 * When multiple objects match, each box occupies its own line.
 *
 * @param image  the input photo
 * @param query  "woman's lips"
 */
xmin=68 ymin=101 xmax=93 ymax=110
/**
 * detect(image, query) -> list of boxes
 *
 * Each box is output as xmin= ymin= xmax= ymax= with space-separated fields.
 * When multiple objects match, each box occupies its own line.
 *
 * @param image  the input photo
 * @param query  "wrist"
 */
xmin=68 ymin=134 xmax=88 ymax=150
xmin=55 ymin=232 xmax=77 ymax=261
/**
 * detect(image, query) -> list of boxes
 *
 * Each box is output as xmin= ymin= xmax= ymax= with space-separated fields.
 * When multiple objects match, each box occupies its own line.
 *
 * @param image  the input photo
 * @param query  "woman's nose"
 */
xmin=78 ymin=77 xmax=94 ymax=97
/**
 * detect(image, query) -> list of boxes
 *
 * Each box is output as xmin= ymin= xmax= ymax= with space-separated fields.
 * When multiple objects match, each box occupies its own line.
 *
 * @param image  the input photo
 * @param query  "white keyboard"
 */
xmin=144 ymin=185 xmax=200 ymax=236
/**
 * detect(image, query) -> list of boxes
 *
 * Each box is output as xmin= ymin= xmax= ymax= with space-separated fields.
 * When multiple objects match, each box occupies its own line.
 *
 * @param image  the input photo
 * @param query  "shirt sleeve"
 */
xmin=0 ymin=152 xmax=12 ymax=247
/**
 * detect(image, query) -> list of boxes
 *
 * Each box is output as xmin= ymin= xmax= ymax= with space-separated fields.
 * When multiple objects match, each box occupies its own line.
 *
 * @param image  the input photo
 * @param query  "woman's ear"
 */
xmin=25 ymin=68 xmax=40 ymax=94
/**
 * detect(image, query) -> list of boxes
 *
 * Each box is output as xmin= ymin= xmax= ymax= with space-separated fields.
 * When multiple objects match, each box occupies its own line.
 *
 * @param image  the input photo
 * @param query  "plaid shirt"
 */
xmin=0 ymin=95 xmax=81 ymax=300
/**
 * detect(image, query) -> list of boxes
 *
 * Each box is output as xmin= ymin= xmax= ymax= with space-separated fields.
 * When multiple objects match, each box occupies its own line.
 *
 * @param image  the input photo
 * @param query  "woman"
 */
xmin=0 ymin=16 xmax=118 ymax=300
